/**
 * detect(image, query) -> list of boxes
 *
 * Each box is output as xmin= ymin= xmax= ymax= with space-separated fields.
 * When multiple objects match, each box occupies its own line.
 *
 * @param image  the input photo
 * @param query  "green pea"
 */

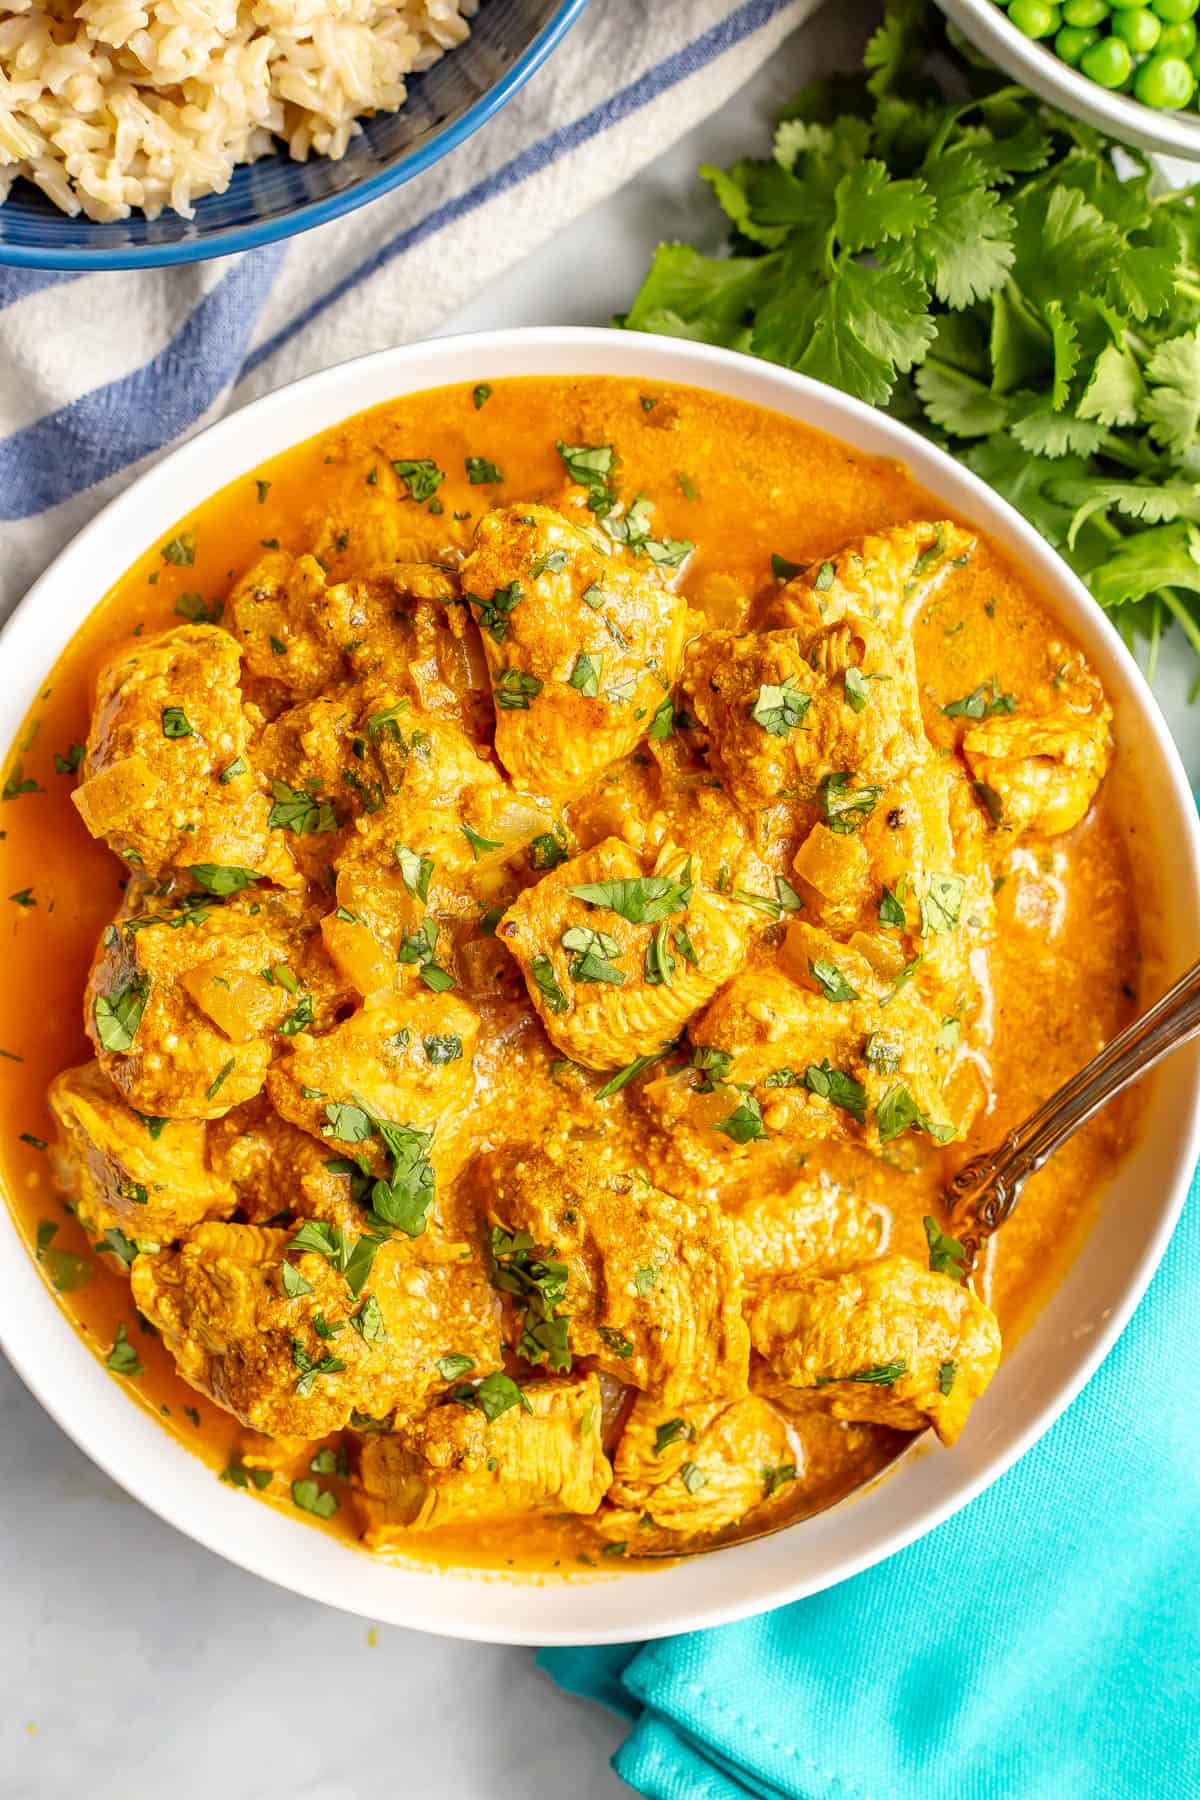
xmin=1159 ymin=17 xmax=1197 ymax=48
xmin=1008 ymin=0 xmax=1062 ymax=31
xmin=1113 ymin=6 xmax=1163 ymax=46
xmin=1189 ymin=40 xmax=1200 ymax=67
xmin=1153 ymin=0 xmax=1198 ymax=20
xmin=1081 ymin=32 xmax=1135 ymax=76
xmin=1134 ymin=47 xmax=1197 ymax=99
xmin=1063 ymin=0 xmax=1109 ymax=19
xmin=1057 ymin=21 xmax=1102 ymax=55
xmin=1109 ymin=0 xmax=1146 ymax=11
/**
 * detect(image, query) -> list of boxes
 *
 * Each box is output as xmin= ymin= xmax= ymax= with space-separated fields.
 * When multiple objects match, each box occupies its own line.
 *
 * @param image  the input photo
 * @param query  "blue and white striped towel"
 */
xmin=0 ymin=0 xmax=819 ymax=624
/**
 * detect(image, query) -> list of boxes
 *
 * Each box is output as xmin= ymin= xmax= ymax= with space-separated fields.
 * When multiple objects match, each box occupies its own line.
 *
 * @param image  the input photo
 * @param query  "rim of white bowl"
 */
xmin=938 ymin=0 xmax=1200 ymax=160
xmin=2 ymin=327 xmax=1198 ymax=1646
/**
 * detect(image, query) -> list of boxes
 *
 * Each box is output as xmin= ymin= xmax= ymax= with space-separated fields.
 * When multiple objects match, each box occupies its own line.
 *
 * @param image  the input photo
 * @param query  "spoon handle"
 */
xmin=945 ymin=956 xmax=1200 ymax=1252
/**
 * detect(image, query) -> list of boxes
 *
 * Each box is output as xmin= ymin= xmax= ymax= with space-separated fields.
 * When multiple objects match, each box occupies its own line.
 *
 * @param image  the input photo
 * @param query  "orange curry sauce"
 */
xmin=0 ymin=376 xmax=1145 ymax=1573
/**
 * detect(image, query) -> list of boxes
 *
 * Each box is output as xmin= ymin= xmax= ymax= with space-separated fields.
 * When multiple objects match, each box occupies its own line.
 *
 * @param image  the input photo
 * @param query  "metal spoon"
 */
xmin=630 ymin=957 xmax=1200 ymax=1560
xmin=945 ymin=954 xmax=1200 ymax=1272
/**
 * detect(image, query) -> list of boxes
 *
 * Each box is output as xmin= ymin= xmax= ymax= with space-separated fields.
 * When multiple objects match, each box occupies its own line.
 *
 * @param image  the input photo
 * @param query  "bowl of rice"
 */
xmin=0 ymin=0 xmax=590 ymax=269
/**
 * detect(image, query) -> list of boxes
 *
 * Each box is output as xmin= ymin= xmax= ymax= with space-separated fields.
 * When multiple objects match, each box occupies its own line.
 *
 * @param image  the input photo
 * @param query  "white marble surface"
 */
xmin=7 ymin=14 xmax=1200 ymax=1800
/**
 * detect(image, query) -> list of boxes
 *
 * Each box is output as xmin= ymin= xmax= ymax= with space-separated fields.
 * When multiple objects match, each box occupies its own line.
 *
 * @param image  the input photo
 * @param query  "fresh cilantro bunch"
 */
xmin=622 ymin=0 xmax=1200 ymax=682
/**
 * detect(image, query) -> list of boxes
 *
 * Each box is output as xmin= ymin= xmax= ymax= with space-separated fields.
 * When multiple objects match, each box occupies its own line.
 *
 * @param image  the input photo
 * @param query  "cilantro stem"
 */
xmin=925 ymin=84 xmax=1027 ymax=158
xmin=1160 ymin=589 xmax=1200 ymax=665
xmin=1146 ymin=595 xmax=1163 ymax=686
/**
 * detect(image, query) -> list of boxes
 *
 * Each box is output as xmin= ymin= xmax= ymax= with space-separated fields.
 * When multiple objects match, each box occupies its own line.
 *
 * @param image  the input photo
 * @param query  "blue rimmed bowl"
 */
xmin=0 ymin=0 xmax=589 ymax=271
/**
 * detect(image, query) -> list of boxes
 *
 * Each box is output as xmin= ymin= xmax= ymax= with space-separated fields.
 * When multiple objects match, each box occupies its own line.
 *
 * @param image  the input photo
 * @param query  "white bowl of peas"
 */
xmin=939 ymin=0 xmax=1200 ymax=158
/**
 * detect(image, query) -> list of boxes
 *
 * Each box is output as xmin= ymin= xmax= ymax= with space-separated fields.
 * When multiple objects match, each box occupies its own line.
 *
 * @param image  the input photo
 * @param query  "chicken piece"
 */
xmin=599 ymin=1392 xmax=795 ymax=1540
xmin=962 ymin=705 xmax=1112 ymax=838
xmin=641 ymin=931 xmax=977 ymax=1159
xmin=727 ymin=1168 xmax=885 ymax=1287
xmin=477 ymin=1142 xmax=750 ymax=1402
xmin=309 ymin=457 xmax=474 ymax=576
xmin=749 ymin=1254 xmax=1001 ymax=1445
xmin=791 ymin=758 xmax=953 ymax=928
xmin=250 ymin=693 xmax=359 ymax=885
xmin=359 ymin=1372 xmax=610 ymax=1540
xmin=227 ymin=552 xmax=349 ymax=703
xmin=207 ymin=1097 xmax=369 ymax=1231
xmin=72 ymin=624 xmax=297 ymax=887
xmin=266 ymin=987 xmax=480 ymax=1184
xmin=631 ymin=757 xmax=776 ymax=900
xmin=791 ymin=761 xmax=994 ymax=1000
xmin=761 ymin=521 xmax=976 ymax=635
xmin=339 ymin=566 xmax=485 ymax=737
xmin=497 ymin=836 xmax=750 ymax=1070
xmin=85 ymin=884 xmax=346 ymax=1121
xmin=132 ymin=1220 xmax=502 ymax=1437
xmin=48 ymin=1060 xmax=235 ymax=1250
xmin=327 ymin=711 xmax=555 ymax=982
xmin=228 ymin=548 xmax=485 ymax=728
xmin=459 ymin=502 xmax=689 ymax=796
xmin=682 ymin=604 xmax=927 ymax=814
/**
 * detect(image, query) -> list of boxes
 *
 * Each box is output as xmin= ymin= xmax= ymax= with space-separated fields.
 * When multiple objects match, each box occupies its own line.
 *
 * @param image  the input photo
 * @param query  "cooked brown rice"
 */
xmin=0 ymin=0 xmax=476 ymax=222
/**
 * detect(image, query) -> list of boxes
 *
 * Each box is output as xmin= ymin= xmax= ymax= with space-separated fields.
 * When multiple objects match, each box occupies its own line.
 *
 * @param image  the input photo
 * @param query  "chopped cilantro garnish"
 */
xmin=762 ymin=1463 xmax=798 ymax=1498
xmin=94 ymin=976 xmax=150 ymax=1053
xmin=105 ymin=1323 xmax=144 ymax=1377
xmin=943 ymin=676 xmax=1016 ymax=720
xmin=878 ymin=884 xmax=906 ymax=927
xmin=2 ymin=763 xmax=42 ymax=801
xmin=53 ymin=742 xmax=86 ymax=775
xmin=531 ymin=954 xmax=569 ymax=1014
xmin=188 ymin=864 xmax=259 ymax=896
xmin=391 ymin=458 xmax=445 ymax=503
xmin=817 ymin=1361 xmax=906 ymax=1388
xmin=712 ymin=1090 xmax=767 ymax=1143
xmin=206 ymin=1058 xmax=236 ymax=1101
xmin=809 ymin=959 xmax=859 ymax=1003
xmin=924 ymin=1214 xmax=967 ymax=1278
xmin=292 ymin=1478 xmax=338 ymax=1518
xmin=593 ymin=1041 xmax=677 ymax=1101
xmin=568 ymin=651 xmax=603 ymax=698
xmin=468 ymin=580 xmax=524 ymax=644
xmin=653 ymin=1417 xmax=691 ymax=1455
xmin=395 ymin=843 xmax=434 ymax=902
xmin=267 ymin=778 xmax=338 ymax=835
xmin=750 ymin=677 xmax=811 ymax=737
xmin=804 ymin=1059 xmax=867 ymax=1122
xmin=844 ymin=667 xmax=869 ymax=713
xmin=920 ymin=873 xmax=964 ymax=936
xmin=562 ymin=924 xmax=625 ymax=986
xmin=876 ymin=1086 xmax=954 ymax=1146
xmin=161 ymin=532 xmax=195 ymax=566
xmin=160 ymin=706 xmax=193 ymax=739
xmin=494 ymin=668 xmax=543 ymax=710
xmin=819 ymin=771 xmax=882 ymax=834
xmin=568 ymin=867 xmax=692 ymax=924
xmin=174 ymin=591 xmax=223 ymax=624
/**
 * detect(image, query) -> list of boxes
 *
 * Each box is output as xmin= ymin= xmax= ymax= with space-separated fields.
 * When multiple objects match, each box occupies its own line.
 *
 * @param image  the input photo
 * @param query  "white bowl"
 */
xmin=2 ymin=327 xmax=1198 ymax=1646
xmin=939 ymin=0 xmax=1200 ymax=161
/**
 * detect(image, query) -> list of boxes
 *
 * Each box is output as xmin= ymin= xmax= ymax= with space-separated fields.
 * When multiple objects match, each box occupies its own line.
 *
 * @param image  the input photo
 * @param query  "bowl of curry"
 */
xmin=1 ymin=329 xmax=1198 ymax=1645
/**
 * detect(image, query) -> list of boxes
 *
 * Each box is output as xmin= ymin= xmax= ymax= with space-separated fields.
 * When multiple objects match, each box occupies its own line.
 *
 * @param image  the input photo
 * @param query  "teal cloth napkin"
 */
xmin=540 ymin=1173 xmax=1200 ymax=1799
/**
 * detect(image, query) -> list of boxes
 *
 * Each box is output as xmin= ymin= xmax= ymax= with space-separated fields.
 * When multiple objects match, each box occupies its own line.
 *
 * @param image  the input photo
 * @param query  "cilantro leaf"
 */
xmin=568 ymin=869 xmax=692 ymax=924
